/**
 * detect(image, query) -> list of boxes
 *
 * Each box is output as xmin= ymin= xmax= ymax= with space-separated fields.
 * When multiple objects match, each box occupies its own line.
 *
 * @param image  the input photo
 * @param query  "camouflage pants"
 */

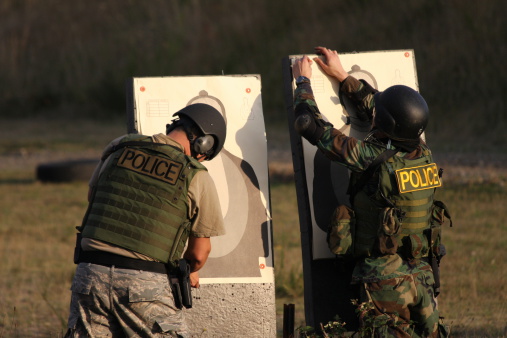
xmin=359 ymin=267 xmax=442 ymax=337
xmin=65 ymin=263 xmax=188 ymax=337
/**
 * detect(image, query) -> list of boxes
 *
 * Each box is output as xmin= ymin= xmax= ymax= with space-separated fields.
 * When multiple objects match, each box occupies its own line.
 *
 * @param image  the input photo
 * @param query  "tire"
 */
xmin=36 ymin=159 xmax=99 ymax=182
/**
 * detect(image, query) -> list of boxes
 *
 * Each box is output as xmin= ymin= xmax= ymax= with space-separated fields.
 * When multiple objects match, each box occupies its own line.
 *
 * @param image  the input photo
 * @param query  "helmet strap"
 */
xmin=389 ymin=138 xmax=420 ymax=153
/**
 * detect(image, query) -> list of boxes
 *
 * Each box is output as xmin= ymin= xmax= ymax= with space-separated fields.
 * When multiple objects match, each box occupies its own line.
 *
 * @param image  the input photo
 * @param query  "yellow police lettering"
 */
xmin=410 ymin=170 xmax=419 ymax=188
xmin=417 ymin=169 xmax=428 ymax=188
xmin=425 ymin=166 xmax=436 ymax=185
xmin=432 ymin=167 xmax=440 ymax=185
xmin=395 ymin=163 xmax=441 ymax=193
xmin=399 ymin=171 xmax=410 ymax=191
xmin=117 ymin=148 xmax=183 ymax=185
xmin=423 ymin=167 xmax=431 ymax=185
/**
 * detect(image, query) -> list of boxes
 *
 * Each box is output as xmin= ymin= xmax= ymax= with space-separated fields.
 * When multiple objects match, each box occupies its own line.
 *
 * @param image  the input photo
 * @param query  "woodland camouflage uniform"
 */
xmin=294 ymin=77 xmax=448 ymax=337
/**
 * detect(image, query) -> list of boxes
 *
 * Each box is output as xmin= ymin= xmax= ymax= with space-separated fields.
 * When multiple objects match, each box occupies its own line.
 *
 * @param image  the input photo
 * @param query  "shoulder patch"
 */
xmin=117 ymin=148 xmax=183 ymax=185
xmin=395 ymin=163 xmax=441 ymax=193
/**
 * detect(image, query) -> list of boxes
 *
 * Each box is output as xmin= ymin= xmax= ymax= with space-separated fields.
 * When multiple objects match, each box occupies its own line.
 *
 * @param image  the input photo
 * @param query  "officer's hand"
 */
xmin=313 ymin=46 xmax=349 ymax=82
xmin=292 ymin=56 xmax=313 ymax=80
xmin=190 ymin=271 xmax=200 ymax=288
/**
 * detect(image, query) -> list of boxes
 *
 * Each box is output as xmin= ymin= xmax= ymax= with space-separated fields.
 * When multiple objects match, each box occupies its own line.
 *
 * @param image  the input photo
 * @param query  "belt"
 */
xmin=79 ymin=250 xmax=167 ymax=274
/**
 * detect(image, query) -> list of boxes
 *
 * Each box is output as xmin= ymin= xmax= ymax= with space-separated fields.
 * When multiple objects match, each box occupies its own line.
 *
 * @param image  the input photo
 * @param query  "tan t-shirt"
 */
xmin=81 ymin=133 xmax=225 ymax=261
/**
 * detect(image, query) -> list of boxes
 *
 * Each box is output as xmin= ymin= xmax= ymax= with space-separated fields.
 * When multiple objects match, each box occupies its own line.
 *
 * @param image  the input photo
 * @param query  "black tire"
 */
xmin=36 ymin=159 xmax=99 ymax=182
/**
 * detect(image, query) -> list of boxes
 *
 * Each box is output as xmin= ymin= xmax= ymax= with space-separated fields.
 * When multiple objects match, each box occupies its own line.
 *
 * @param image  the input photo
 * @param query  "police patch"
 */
xmin=395 ymin=163 xmax=441 ymax=193
xmin=117 ymin=148 xmax=183 ymax=185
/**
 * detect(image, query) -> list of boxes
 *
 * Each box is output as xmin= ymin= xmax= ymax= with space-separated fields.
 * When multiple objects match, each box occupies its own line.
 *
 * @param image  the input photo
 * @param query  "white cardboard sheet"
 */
xmin=290 ymin=50 xmax=419 ymax=259
xmin=129 ymin=75 xmax=273 ymax=283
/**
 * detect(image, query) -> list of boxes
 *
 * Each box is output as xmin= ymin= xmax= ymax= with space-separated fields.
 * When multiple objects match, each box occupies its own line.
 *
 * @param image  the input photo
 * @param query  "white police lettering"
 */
xmin=117 ymin=148 xmax=183 ymax=184
xmin=395 ymin=163 xmax=441 ymax=193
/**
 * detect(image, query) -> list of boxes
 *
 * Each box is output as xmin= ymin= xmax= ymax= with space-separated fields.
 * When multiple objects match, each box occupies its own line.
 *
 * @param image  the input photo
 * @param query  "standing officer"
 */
xmin=66 ymin=103 xmax=226 ymax=337
xmin=292 ymin=47 xmax=449 ymax=337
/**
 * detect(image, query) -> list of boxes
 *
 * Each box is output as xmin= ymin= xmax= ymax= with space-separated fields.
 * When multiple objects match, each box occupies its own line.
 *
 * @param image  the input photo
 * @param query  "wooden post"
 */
xmin=283 ymin=303 xmax=295 ymax=338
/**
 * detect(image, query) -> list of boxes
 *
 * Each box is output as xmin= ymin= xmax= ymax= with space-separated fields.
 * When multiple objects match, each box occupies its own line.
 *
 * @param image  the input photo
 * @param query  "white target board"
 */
xmin=127 ymin=75 xmax=273 ymax=283
xmin=290 ymin=50 xmax=420 ymax=260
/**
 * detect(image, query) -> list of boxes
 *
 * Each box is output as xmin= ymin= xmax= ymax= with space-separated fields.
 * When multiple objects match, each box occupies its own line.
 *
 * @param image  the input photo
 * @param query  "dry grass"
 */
xmin=436 ymin=183 xmax=507 ymax=335
xmin=0 ymin=117 xmax=124 ymax=337
xmin=0 ymin=180 xmax=86 ymax=337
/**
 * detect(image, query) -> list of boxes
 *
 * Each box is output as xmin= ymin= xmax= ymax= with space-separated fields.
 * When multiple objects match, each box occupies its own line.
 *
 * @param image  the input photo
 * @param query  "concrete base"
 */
xmin=185 ymin=283 xmax=276 ymax=337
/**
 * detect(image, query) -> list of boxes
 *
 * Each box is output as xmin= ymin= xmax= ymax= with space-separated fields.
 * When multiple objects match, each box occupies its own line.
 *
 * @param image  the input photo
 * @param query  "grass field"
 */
xmin=1 ymin=118 xmax=506 ymax=337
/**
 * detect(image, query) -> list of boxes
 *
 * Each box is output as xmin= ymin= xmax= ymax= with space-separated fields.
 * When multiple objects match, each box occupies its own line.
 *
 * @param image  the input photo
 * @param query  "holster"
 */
xmin=427 ymin=200 xmax=452 ymax=297
xmin=426 ymin=227 xmax=447 ymax=297
xmin=73 ymin=232 xmax=83 ymax=264
xmin=178 ymin=258 xmax=192 ymax=309
xmin=168 ymin=274 xmax=183 ymax=309
xmin=167 ymin=259 xmax=192 ymax=309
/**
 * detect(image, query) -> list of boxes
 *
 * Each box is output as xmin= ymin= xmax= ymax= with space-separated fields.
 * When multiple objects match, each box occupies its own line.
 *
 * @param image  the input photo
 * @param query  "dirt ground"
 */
xmin=3 ymin=135 xmax=507 ymax=188
xmin=1 ymin=116 xmax=506 ymax=186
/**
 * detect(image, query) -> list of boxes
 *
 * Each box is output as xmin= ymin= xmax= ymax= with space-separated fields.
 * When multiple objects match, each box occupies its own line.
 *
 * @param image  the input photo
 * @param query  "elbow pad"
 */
xmin=294 ymin=103 xmax=332 ymax=145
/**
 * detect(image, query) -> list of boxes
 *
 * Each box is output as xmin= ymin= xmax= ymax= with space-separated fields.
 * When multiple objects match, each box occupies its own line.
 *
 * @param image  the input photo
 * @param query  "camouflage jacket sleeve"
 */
xmin=294 ymin=77 xmax=381 ymax=172
xmin=339 ymin=76 xmax=377 ymax=122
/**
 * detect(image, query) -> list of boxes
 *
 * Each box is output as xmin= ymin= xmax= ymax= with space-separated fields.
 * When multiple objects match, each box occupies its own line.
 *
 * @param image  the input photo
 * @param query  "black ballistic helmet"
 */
xmin=373 ymin=85 xmax=429 ymax=141
xmin=172 ymin=103 xmax=227 ymax=160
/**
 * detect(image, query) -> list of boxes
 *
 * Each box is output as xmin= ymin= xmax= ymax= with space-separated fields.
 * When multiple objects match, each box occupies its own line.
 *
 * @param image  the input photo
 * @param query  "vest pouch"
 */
xmin=401 ymin=233 xmax=429 ymax=260
xmin=73 ymin=231 xmax=83 ymax=264
xmin=327 ymin=205 xmax=354 ymax=256
xmin=431 ymin=201 xmax=452 ymax=227
xmin=168 ymin=220 xmax=192 ymax=263
xmin=377 ymin=207 xmax=403 ymax=255
xmin=430 ymin=200 xmax=452 ymax=257
xmin=431 ymin=200 xmax=453 ymax=227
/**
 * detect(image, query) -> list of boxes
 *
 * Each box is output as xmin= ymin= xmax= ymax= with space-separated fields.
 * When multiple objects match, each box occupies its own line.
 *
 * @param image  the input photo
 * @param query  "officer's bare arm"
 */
xmin=184 ymin=236 xmax=211 ymax=271
xmin=183 ymin=236 xmax=211 ymax=288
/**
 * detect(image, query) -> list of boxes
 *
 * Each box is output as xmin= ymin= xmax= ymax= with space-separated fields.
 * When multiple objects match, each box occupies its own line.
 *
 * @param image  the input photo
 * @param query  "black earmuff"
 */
xmin=166 ymin=116 xmax=216 ymax=158
xmin=193 ymin=135 xmax=215 ymax=156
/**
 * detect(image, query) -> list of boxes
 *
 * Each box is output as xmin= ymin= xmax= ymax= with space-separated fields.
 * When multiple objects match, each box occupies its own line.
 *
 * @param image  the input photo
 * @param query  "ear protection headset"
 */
xmin=166 ymin=120 xmax=215 ymax=159
xmin=165 ymin=103 xmax=226 ymax=160
xmin=190 ymin=133 xmax=215 ymax=158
